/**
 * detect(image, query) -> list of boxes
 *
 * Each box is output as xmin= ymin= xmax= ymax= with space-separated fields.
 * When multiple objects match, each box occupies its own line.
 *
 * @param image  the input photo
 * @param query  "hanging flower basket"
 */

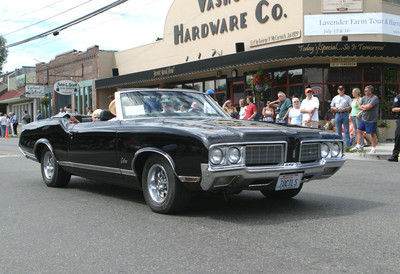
xmin=247 ymin=69 xmax=272 ymax=100
xmin=40 ymin=97 xmax=50 ymax=106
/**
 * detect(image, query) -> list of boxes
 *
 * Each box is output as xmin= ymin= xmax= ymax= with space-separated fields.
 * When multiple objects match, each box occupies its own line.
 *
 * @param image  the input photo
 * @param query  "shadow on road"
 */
xmin=61 ymin=177 xmax=385 ymax=224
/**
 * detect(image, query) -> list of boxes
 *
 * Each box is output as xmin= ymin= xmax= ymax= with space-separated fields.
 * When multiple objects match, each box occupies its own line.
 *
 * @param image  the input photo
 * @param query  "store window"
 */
xmin=304 ymin=68 xmax=322 ymax=83
xmin=274 ymin=71 xmax=287 ymax=86
xmin=384 ymin=68 xmax=398 ymax=82
xmin=194 ymin=82 xmax=203 ymax=92
xmin=382 ymin=84 xmax=398 ymax=116
xmin=74 ymin=86 xmax=93 ymax=114
xmin=215 ymin=79 xmax=226 ymax=92
xmin=288 ymin=69 xmax=302 ymax=84
xmin=364 ymin=66 xmax=381 ymax=82
xmin=204 ymin=80 xmax=215 ymax=91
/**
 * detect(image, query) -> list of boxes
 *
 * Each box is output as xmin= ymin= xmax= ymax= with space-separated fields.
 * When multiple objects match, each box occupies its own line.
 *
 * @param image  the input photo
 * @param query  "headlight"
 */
xmin=331 ymin=143 xmax=341 ymax=157
xmin=210 ymin=148 xmax=224 ymax=165
xmin=228 ymin=147 xmax=241 ymax=164
xmin=321 ymin=143 xmax=330 ymax=158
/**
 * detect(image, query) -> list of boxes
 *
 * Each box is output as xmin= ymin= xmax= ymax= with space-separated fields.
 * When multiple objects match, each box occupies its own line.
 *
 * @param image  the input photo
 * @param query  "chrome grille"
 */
xmin=300 ymin=143 xmax=320 ymax=162
xmin=245 ymin=144 xmax=284 ymax=166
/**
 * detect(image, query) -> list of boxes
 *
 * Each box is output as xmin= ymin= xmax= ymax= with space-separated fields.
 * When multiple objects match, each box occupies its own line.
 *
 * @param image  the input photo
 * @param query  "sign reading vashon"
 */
xmin=25 ymin=85 xmax=45 ymax=98
xmin=54 ymin=80 xmax=78 ymax=95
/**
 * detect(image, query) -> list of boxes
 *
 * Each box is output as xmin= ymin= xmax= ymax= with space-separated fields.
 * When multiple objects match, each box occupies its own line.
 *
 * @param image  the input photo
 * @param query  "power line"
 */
xmin=3 ymin=0 xmax=93 ymax=36
xmin=6 ymin=0 xmax=128 ymax=48
xmin=0 ymin=0 xmax=66 ymax=23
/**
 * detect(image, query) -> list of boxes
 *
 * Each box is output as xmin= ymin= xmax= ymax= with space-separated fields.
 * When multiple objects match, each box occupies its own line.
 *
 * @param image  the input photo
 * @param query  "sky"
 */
xmin=0 ymin=0 xmax=175 ymax=73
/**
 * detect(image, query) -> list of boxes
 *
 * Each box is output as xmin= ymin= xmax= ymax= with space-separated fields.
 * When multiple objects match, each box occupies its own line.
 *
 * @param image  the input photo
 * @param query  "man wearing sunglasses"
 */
xmin=300 ymin=88 xmax=320 ymax=128
xmin=351 ymin=85 xmax=379 ymax=153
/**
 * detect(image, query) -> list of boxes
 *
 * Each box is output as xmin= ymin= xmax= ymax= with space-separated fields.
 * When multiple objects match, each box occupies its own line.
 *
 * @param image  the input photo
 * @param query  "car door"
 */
xmin=67 ymin=120 xmax=120 ymax=180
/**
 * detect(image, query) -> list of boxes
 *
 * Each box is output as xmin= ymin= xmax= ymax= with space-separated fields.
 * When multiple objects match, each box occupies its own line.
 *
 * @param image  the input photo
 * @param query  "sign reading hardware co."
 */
xmin=54 ymin=80 xmax=78 ymax=95
xmin=174 ymin=0 xmax=289 ymax=45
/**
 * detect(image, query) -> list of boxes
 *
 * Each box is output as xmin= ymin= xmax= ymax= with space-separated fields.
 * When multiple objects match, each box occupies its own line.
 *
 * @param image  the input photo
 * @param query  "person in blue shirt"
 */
xmin=36 ymin=110 xmax=42 ymax=121
xmin=11 ymin=113 xmax=18 ymax=136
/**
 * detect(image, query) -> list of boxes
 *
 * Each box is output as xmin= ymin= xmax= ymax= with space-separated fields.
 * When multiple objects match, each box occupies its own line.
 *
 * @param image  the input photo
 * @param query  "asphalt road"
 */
xmin=1 ymin=137 xmax=399 ymax=273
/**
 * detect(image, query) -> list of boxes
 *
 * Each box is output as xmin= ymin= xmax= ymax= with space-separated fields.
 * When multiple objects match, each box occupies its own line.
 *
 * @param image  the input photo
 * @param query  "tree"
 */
xmin=0 ymin=36 xmax=8 ymax=73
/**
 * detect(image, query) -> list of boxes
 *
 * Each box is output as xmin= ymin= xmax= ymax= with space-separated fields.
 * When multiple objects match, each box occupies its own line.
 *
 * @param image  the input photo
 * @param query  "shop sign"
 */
xmin=250 ymin=30 xmax=301 ymax=48
xmin=322 ymin=0 xmax=363 ymax=13
xmin=297 ymin=43 xmax=385 ymax=55
xmin=174 ymin=0 xmax=288 ymax=45
xmin=330 ymin=57 xmax=357 ymax=67
xmin=153 ymin=66 xmax=175 ymax=78
xmin=16 ymin=74 xmax=26 ymax=88
xmin=25 ymin=85 xmax=45 ymax=98
xmin=54 ymin=80 xmax=78 ymax=95
xmin=304 ymin=13 xmax=400 ymax=37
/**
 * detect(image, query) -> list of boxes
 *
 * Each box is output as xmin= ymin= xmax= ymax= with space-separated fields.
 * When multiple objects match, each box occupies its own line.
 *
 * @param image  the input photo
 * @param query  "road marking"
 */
xmin=0 ymin=153 xmax=21 ymax=158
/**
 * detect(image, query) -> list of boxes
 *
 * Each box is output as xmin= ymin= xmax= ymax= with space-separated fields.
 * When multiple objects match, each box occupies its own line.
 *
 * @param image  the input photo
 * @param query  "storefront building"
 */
xmin=95 ymin=0 xmax=400 ymax=119
xmin=0 ymin=67 xmax=37 ymax=123
xmin=35 ymin=46 xmax=115 ymax=115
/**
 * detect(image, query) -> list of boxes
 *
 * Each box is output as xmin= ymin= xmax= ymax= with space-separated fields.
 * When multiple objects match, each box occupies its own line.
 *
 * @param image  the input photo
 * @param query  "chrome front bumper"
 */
xmin=200 ymin=157 xmax=346 ymax=191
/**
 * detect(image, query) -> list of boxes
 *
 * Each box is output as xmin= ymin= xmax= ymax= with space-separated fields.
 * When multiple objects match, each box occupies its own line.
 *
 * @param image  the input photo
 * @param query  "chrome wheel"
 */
xmin=147 ymin=164 xmax=169 ymax=203
xmin=43 ymin=151 xmax=55 ymax=180
xmin=40 ymin=148 xmax=71 ymax=187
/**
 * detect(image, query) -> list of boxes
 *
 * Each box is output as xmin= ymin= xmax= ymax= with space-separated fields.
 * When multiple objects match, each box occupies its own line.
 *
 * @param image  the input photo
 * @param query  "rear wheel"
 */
xmin=142 ymin=155 xmax=190 ymax=214
xmin=40 ymin=148 xmax=71 ymax=187
xmin=261 ymin=184 xmax=303 ymax=200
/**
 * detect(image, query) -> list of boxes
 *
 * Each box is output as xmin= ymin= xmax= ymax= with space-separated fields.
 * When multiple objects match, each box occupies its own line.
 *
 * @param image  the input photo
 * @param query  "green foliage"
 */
xmin=247 ymin=69 xmax=272 ymax=100
xmin=377 ymin=120 xmax=391 ymax=128
xmin=0 ymin=36 xmax=9 ymax=73
xmin=40 ymin=97 xmax=50 ymax=106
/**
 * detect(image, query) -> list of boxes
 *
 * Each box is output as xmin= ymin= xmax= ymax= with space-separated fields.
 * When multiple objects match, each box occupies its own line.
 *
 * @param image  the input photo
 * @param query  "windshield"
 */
xmin=118 ymin=90 xmax=230 ymax=119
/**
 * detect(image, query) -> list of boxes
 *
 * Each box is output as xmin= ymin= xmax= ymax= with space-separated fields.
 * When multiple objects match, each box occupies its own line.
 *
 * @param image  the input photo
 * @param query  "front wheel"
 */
xmin=41 ymin=148 xmax=71 ymax=187
xmin=142 ymin=155 xmax=190 ymax=214
xmin=261 ymin=184 xmax=303 ymax=200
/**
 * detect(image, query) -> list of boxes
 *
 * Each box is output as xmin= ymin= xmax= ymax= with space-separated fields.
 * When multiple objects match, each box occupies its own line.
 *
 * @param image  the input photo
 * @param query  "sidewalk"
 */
xmin=345 ymin=142 xmax=397 ymax=161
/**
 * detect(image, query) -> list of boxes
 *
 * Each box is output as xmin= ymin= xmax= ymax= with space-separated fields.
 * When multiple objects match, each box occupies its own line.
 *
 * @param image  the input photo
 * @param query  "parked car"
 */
xmin=19 ymin=89 xmax=345 ymax=214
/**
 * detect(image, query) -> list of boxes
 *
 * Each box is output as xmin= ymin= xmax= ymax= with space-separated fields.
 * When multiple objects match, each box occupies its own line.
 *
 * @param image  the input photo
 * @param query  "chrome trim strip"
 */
xmin=121 ymin=169 xmax=135 ymax=176
xmin=19 ymin=148 xmax=38 ymax=162
xmin=34 ymin=139 xmax=54 ymax=160
xmin=133 ymin=147 xmax=176 ymax=171
xmin=59 ymin=161 xmax=122 ymax=175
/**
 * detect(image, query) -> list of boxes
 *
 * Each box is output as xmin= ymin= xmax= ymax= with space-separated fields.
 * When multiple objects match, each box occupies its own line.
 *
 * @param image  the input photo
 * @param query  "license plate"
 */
xmin=275 ymin=173 xmax=302 ymax=191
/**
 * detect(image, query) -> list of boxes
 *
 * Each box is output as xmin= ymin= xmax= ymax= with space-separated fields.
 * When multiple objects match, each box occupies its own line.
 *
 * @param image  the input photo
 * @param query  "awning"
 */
xmin=95 ymin=41 xmax=400 ymax=89
xmin=0 ymin=87 xmax=25 ymax=103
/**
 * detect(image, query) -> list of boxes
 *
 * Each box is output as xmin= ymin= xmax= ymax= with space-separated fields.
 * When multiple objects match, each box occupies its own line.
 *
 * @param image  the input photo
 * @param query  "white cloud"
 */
xmin=1 ymin=0 xmax=174 ymax=72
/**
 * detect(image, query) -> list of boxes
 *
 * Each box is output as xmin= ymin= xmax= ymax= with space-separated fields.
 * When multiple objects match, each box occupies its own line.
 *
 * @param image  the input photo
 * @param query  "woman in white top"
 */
xmin=288 ymin=97 xmax=302 ymax=126
xmin=238 ymin=98 xmax=247 ymax=119
xmin=262 ymin=101 xmax=275 ymax=122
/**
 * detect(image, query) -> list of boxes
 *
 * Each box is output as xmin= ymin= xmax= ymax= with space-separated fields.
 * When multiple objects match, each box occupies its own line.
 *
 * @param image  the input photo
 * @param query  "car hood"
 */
xmin=130 ymin=118 xmax=339 ymax=145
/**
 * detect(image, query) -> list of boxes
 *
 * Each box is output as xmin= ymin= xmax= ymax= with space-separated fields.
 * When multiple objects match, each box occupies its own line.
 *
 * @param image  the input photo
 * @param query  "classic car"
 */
xmin=19 ymin=89 xmax=346 ymax=214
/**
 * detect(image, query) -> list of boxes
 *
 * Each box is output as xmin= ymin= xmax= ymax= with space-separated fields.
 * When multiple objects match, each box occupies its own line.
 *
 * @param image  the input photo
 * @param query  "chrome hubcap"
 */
xmin=43 ymin=152 xmax=55 ymax=180
xmin=148 ymin=164 xmax=168 ymax=203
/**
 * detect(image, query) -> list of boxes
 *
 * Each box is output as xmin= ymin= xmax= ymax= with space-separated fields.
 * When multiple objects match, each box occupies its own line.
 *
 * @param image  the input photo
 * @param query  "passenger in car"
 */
xmin=92 ymin=109 xmax=102 ymax=121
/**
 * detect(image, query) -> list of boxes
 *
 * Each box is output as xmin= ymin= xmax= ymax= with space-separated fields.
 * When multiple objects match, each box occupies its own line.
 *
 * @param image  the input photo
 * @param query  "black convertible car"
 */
xmin=19 ymin=89 xmax=345 ymax=214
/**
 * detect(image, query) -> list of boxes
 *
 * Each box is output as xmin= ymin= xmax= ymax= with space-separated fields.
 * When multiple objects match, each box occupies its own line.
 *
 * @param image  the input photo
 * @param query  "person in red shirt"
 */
xmin=244 ymin=95 xmax=257 ymax=120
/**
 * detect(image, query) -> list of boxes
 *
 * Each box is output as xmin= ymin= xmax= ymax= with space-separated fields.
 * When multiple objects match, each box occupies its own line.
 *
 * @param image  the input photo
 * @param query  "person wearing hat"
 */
xmin=160 ymin=97 xmax=176 ymax=113
xmin=300 ymin=87 xmax=320 ymax=128
xmin=330 ymin=85 xmax=352 ymax=147
xmin=204 ymin=90 xmax=217 ymax=114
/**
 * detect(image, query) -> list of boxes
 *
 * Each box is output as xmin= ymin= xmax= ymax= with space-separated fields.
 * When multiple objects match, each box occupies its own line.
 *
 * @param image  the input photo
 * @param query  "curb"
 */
xmin=345 ymin=152 xmax=392 ymax=161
